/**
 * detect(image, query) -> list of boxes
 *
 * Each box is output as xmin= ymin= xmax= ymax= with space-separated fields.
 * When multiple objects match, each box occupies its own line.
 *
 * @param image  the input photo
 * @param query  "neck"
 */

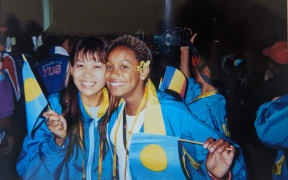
xmin=81 ymin=91 xmax=103 ymax=107
xmin=124 ymin=85 xmax=146 ymax=116
xmin=201 ymin=83 xmax=216 ymax=95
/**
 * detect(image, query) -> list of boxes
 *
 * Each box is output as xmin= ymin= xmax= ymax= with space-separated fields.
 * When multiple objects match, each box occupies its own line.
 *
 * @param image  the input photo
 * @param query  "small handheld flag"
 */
xmin=159 ymin=66 xmax=187 ymax=99
xmin=22 ymin=54 xmax=48 ymax=137
xmin=129 ymin=133 xmax=187 ymax=179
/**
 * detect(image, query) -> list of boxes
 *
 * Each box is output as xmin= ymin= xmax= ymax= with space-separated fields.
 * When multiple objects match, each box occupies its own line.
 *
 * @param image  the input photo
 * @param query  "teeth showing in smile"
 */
xmin=110 ymin=82 xmax=124 ymax=87
xmin=82 ymin=82 xmax=95 ymax=87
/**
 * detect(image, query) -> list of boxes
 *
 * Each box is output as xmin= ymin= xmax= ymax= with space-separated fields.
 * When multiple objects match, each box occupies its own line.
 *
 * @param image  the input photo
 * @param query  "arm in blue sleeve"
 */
xmin=16 ymin=116 xmax=69 ymax=180
xmin=166 ymin=102 xmax=247 ymax=179
xmin=255 ymin=95 xmax=288 ymax=149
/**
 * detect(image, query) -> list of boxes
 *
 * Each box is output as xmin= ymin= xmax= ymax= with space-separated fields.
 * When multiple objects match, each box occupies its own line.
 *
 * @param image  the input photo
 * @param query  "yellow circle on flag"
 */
xmin=140 ymin=144 xmax=168 ymax=171
xmin=24 ymin=78 xmax=41 ymax=102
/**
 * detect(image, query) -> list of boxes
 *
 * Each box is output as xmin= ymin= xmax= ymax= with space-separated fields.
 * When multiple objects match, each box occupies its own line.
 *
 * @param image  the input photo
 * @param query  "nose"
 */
xmin=110 ymin=68 xmax=120 ymax=79
xmin=83 ymin=67 xmax=93 ymax=78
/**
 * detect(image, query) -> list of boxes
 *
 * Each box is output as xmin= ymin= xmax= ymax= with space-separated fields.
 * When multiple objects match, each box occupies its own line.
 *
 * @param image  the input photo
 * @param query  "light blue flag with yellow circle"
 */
xmin=129 ymin=133 xmax=187 ymax=179
xmin=22 ymin=54 xmax=48 ymax=137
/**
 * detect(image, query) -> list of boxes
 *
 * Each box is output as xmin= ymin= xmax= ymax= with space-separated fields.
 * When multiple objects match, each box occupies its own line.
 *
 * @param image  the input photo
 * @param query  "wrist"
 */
xmin=54 ymin=136 xmax=66 ymax=146
xmin=208 ymin=171 xmax=231 ymax=180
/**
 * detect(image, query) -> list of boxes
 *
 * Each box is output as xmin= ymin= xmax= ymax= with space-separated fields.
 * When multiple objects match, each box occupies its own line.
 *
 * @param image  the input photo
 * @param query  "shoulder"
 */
xmin=157 ymin=90 xmax=185 ymax=107
xmin=187 ymin=77 xmax=200 ymax=89
xmin=255 ymin=95 xmax=288 ymax=148
xmin=256 ymin=94 xmax=288 ymax=121
xmin=157 ymin=90 xmax=193 ymax=117
xmin=204 ymin=93 xmax=226 ymax=108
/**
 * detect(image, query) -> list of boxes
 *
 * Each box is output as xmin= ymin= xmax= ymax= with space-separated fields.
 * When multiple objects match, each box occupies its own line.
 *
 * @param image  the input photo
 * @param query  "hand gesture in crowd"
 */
xmin=204 ymin=138 xmax=235 ymax=179
xmin=42 ymin=110 xmax=67 ymax=146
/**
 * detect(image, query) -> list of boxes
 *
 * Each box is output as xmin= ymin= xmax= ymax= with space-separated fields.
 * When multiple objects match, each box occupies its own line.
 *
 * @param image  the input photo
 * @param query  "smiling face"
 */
xmin=71 ymin=50 xmax=106 ymax=103
xmin=105 ymin=46 xmax=146 ymax=100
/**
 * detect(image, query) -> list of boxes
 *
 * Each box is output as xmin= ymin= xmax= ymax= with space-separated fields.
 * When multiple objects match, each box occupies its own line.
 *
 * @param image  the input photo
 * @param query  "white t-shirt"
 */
xmin=86 ymin=106 xmax=99 ymax=119
xmin=110 ymin=105 xmax=146 ymax=180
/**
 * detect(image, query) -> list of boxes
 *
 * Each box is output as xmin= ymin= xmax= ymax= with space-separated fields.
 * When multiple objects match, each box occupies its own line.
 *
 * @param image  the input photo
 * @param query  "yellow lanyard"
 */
xmin=113 ymin=88 xmax=148 ymax=180
xmin=98 ymin=141 xmax=103 ymax=179
xmin=189 ymin=90 xmax=218 ymax=104
xmin=79 ymin=120 xmax=85 ymax=180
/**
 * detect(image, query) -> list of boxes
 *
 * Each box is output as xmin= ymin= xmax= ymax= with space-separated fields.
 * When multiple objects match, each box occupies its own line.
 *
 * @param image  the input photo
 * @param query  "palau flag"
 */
xmin=22 ymin=54 xmax=48 ymax=137
xmin=129 ymin=133 xmax=187 ymax=179
xmin=159 ymin=66 xmax=187 ymax=99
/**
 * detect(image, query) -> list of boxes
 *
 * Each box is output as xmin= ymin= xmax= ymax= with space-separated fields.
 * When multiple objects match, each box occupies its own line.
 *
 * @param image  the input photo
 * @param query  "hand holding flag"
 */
xmin=42 ymin=110 xmax=67 ymax=146
xmin=129 ymin=134 xmax=236 ymax=180
xmin=204 ymin=137 xmax=235 ymax=179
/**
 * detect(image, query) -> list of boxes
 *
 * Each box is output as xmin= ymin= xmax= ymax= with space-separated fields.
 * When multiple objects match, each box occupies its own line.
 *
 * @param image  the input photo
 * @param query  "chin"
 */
xmin=107 ymin=88 xmax=123 ymax=97
xmin=110 ymin=91 xmax=125 ymax=98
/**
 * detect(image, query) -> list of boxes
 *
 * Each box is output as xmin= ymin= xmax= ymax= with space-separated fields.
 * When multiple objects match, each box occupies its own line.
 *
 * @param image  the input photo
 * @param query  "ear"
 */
xmin=140 ymin=66 xmax=150 ymax=80
xmin=202 ymin=66 xmax=211 ymax=79
xmin=69 ymin=62 xmax=74 ymax=76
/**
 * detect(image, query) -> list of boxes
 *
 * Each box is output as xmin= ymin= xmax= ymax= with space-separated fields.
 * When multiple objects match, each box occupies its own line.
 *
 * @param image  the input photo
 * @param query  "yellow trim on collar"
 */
xmin=82 ymin=88 xmax=109 ymax=119
xmin=189 ymin=90 xmax=218 ymax=104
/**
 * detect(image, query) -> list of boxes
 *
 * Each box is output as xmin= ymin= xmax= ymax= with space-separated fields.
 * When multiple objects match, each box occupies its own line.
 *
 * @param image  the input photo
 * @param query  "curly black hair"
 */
xmin=106 ymin=35 xmax=152 ymax=64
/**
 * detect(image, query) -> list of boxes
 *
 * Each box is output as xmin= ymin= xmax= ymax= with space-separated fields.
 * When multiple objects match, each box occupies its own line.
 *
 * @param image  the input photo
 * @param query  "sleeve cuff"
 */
xmin=48 ymin=136 xmax=69 ymax=152
xmin=208 ymin=171 xmax=231 ymax=180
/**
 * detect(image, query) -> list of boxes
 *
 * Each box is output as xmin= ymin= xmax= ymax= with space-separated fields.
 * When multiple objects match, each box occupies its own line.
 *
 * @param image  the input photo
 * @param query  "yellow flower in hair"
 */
xmin=137 ymin=60 xmax=150 ymax=72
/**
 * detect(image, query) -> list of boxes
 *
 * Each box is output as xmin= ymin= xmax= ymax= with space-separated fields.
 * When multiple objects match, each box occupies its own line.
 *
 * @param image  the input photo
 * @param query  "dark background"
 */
xmin=0 ymin=0 xmax=287 ymax=179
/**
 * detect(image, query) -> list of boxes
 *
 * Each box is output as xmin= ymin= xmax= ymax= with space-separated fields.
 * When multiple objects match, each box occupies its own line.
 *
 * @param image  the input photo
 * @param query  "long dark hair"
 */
xmin=60 ymin=36 xmax=108 ymax=161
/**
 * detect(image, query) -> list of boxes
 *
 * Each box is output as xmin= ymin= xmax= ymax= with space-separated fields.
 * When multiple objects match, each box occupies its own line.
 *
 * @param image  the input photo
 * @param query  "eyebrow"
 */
xmin=76 ymin=59 xmax=103 ymax=64
xmin=75 ymin=59 xmax=85 ymax=62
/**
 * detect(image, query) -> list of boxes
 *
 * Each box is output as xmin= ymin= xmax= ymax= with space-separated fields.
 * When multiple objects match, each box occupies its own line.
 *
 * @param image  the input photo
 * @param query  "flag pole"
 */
xmin=22 ymin=54 xmax=52 ymax=112
xmin=178 ymin=138 xmax=234 ymax=151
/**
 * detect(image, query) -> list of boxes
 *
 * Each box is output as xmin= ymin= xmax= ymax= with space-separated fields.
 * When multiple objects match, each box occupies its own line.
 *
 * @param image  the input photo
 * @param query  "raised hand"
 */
xmin=190 ymin=32 xmax=198 ymax=44
xmin=43 ymin=110 xmax=67 ymax=146
xmin=204 ymin=138 xmax=235 ymax=179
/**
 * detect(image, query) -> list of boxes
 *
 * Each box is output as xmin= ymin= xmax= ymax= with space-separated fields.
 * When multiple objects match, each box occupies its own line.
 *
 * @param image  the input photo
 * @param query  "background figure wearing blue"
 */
xmin=16 ymin=37 xmax=113 ymax=180
xmin=102 ymin=35 xmax=247 ymax=180
xmin=35 ymin=35 xmax=71 ymax=95
xmin=179 ymin=34 xmax=230 ymax=137
xmin=255 ymin=94 xmax=288 ymax=180
xmin=255 ymin=41 xmax=288 ymax=180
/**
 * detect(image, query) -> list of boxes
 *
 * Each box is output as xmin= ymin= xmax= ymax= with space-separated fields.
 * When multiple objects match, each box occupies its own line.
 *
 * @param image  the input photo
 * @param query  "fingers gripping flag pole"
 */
xmin=128 ymin=134 xmax=234 ymax=180
xmin=22 ymin=54 xmax=49 ymax=137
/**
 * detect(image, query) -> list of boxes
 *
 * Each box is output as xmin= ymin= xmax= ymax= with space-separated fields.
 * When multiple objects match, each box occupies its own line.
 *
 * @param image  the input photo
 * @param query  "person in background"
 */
xmin=257 ymin=41 xmax=288 ymax=103
xmin=0 ymin=69 xmax=17 ymax=179
xmin=255 ymin=41 xmax=288 ymax=180
xmin=16 ymin=37 xmax=113 ymax=180
xmin=219 ymin=54 xmax=250 ymax=144
xmin=0 ymin=32 xmax=21 ymax=101
xmin=255 ymin=94 xmax=288 ymax=180
xmin=35 ymin=35 xmax=72 ymax=96
xmin=102 ymin=35 xmax=247 ymax=180
xmin=179 ymin=33 xmax=230 ymax=137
